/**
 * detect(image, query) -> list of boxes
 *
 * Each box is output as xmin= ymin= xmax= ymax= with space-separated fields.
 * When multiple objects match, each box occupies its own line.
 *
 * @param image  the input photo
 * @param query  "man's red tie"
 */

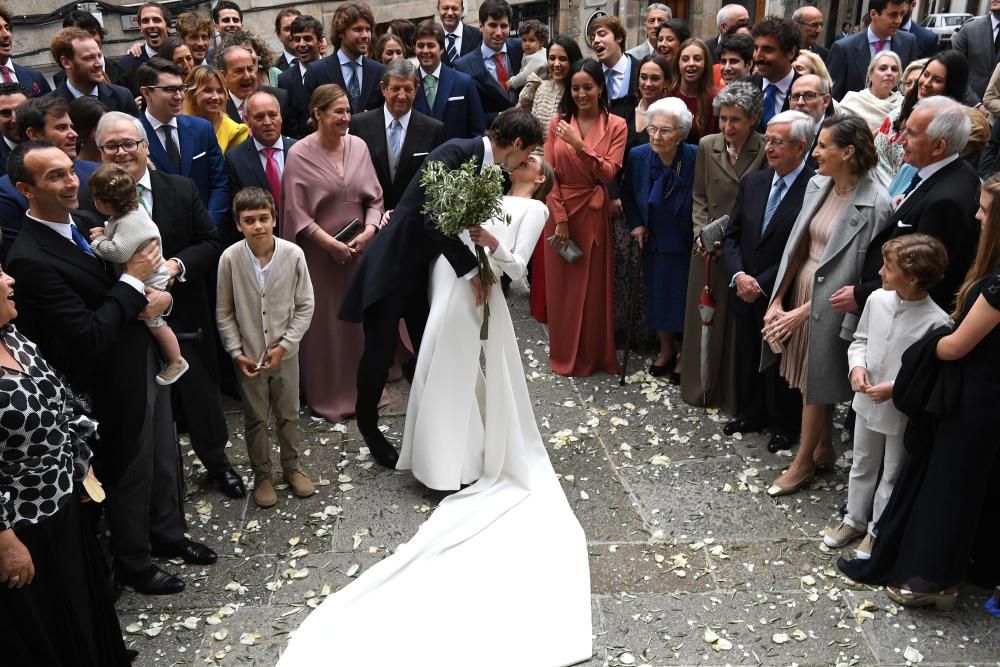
xmin=1 ymin=66 xmax=12 ymax=84
xmin=263 ymin=146 xmax=281 ymax=210
xmin=875 ymin=39 xmax=886 ymax=53
xmin=494 ymin=52 xmax=509 ymax=90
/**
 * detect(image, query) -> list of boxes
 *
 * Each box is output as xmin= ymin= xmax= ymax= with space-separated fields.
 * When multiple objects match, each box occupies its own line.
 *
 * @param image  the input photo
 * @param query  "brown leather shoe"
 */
xmin=283 ymin=469 xmax=315 ymax=498
xmin=253 ymin=477 xmax=278 ymax=508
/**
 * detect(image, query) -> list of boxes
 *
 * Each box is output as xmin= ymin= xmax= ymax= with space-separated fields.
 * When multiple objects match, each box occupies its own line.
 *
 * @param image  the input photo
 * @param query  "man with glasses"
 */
xmin=720 ymin=110 xmax=815 ymax=453
xmin=49 ymin=27 xmax=139 ymax=116
xmin=789 ymin=74 xmax=833 ymax=168
xmin=627 ymin=3 xmax=671 ymax=60
xmin=79 ymin=111 xmax=247 ymax=504
xmin=792 ymin=6 xmax=829 ymax=60
xmin=136 ymin=58 xmax=229 ymax=228
xmin=0 ymin=96 xmax=98 ymax=259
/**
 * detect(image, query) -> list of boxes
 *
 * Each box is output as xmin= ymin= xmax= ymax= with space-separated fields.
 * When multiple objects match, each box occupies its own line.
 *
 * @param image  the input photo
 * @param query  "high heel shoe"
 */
xmin=887 ymin=587 xmax=958 ymax=611
xmin=766 ymin=469 xmax=815 ymax=497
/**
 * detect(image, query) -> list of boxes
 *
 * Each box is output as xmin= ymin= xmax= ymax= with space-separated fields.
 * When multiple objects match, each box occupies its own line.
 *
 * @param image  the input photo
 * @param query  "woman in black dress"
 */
xmin=0 ymin=265 xmax=130 ymax=665
xmin=839 ymin=175 xmax=1000 ymax=610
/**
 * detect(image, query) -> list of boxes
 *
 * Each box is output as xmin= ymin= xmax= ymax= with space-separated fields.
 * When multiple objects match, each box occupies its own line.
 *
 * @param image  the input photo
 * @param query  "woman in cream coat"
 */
xmin=760 ymin=115 xmax=893 ymax=497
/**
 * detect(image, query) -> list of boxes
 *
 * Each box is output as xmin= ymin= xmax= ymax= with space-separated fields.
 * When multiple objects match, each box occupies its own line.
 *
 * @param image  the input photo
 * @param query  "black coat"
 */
xmin=303 ymin=55 xmax=384 ymax=114
xmin=6 ymin=213 xmax=150 ymax=477
xmin=720 ymin=165 xmax=815 ymax=314
xmin=856 ymin=157 xmax=980 ymax=312
xmin=339 ymin=137 xmax=481 ymax=321
xmin=78 ymin=171 xmax=223 ymax=354
xmin=225 ymin=85 xmax=291 ymax=127
xmin=442 ymin=23 xmax=483 ymax=68
xmin=276 ymin=65 xmax=309 ymax=139
xmin=50 ymin=80 xmax=140 ymax=117
xmin=226 ymin=135 xmax=296 ymax=236
xmin=348 ymin=108 xmax=445 ymax=211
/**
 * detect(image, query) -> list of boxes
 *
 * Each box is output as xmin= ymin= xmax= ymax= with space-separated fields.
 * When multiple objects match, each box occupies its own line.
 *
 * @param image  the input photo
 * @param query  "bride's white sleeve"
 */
xmin=489 ymin=201 xmax=549 ymax=281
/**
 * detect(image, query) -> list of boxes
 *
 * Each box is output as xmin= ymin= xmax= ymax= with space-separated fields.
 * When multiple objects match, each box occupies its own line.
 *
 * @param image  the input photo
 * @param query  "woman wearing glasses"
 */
xmin=621 ymin=98 xmax=696 ymax=378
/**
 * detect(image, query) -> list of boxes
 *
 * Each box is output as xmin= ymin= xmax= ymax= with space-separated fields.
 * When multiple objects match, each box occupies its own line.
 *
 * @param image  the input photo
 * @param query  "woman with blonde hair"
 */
xmin=183 ymin=65 xmax=249 ymax=152
xmin=840 ymin=174 xmax=1000 ymax=610
xmin=899 ymin=58 xmax=928 ymax=97
xmin=793 ymin=49 xmax=832 ymax=85
xmin=840 ymin=51 xmax=903 ymax=131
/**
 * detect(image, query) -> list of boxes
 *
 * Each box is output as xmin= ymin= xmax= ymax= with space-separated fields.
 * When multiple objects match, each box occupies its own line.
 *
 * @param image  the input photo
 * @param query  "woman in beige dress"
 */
xmin=282 ymin=84 xmax=387 ymax=422
xmin=761 ymin=115 xmax=892 ymax=497
xmin=679 ymin=80 xmax=765 ymax=403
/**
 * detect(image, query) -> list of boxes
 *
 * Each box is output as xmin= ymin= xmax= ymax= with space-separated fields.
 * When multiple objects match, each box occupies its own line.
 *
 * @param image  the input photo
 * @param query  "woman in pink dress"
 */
xmin=282 ymin=84 xmax=387 ymax=422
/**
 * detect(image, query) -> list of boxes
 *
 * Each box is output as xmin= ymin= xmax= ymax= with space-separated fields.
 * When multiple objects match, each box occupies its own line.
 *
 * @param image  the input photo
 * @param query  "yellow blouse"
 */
xmin=216 ymin=114 xmax=250 ymax=153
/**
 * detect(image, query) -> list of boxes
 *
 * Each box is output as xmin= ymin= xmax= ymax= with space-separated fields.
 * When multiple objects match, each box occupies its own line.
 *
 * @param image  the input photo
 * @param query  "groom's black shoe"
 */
xmin=360 ymin=427 xmax=399 ymax=469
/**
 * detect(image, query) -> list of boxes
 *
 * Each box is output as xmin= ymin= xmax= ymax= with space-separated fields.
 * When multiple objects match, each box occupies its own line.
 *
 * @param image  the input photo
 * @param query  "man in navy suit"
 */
xmin=216 ymin=44 xmax=290 ymax=127
xmin=413 ymin=20 xmax=485 ymax=140
xmin=0 ymin=82 xmax=26 ymax=176
xmin=900 ymin=0 xmax=938 ymax=57
xmin=226 ymin=91 xmax=295 ymax=238
xmin=454 ymin=0 xmax=523 ymax=126
xmin=277 ymin=14 xmax=324 ymax=139
xmin=340 ymin=109 xmax=542 ymax=469
xmin=137 ymin=58 xmax=229 ymax=228
xmin=304 ymin=2 xmax=384 ymax=114
xmin=59 ymin=10 xmax=132 ymax=90
xmin=721 ymin=110 xmax=814 ymax=452
xmin=118 ymin=2 xmax=170 ymax=96
xmin=50 ymin=28 xmax=139 ymax=116
xmin=827 ymin=0 xmax=916 ymax=100
xmin=0 ymin=5 xmax=50 ymax=98
xmin=744 ymin=18 xmax=801 ymax=133
xmin=350 ymin=60 xmax=446 ymax=211
xmin=0 ymin=96 xmax=98 ymax=259
xmin=438 ymin=0 xmax=483 ymax=67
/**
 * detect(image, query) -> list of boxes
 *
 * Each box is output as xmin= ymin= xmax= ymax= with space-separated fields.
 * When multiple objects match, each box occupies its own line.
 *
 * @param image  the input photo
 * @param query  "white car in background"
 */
xmin=921 ymin=12 xmax=974 ymax=47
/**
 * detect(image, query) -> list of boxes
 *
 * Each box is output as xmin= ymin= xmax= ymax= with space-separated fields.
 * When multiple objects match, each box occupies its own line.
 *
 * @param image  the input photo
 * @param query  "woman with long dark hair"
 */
xmin=872 ymin=50 xmax=969 ymax=187
xmin=543 ymin=58 xmax=627 ymax=376
xmin=656 ymin=18 xmax=691 ymax=83
xmin=670 ymin=38 xmax=718 ymax=143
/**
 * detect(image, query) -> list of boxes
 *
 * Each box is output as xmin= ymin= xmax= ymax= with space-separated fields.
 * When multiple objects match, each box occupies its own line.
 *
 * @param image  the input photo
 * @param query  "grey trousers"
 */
xmin=238 ymin=355 xmax=301 ymax=479
xmin=845 ymin=413 xmax=907 ymax=536
xmin=106 ymin=347 xmax=187 ymax=570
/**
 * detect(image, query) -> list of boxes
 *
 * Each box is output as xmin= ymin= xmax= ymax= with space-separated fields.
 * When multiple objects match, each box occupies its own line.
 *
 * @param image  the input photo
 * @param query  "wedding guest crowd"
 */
xmin=1 ymin=2 xmax=999 ymax=660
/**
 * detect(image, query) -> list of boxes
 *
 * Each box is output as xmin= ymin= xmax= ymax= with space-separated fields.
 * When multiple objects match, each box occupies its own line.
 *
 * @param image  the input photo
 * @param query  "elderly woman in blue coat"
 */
xmin=621 ymin=97 xmax=698 ymax=380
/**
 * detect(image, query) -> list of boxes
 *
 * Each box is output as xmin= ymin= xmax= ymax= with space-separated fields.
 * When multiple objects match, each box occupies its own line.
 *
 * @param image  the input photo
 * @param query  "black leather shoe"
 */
xmin=208 ymin=467 xmax=246 ymax=499
xmin=723 ymin=417 xmax=763 ymax=436
xmin=360 ymin=428 xmax=399 ymax=469
xmin=767 ymin=432 xmax=795 ymax=453
xmin=120 ymin=564 xmax=185 ymax=595
xmin=152 ymin=539 xmax=218 ymax=565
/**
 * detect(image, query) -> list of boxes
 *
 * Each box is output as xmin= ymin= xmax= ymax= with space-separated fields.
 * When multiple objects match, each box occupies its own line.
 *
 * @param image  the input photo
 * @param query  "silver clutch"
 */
xmin=547 ymin=234 xmax=583 ymax=263
xmin=698 ymin=214 xmax=730 ymax=252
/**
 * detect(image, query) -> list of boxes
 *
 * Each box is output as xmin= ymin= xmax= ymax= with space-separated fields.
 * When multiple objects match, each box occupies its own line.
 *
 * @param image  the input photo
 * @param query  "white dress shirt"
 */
xmin=763 ymin=68 xmax=795 ymax=113
xmin=602 ymin=52 xmax=632 ymax=100
xmin=480 ymin=42 xmax=509 ymax=83
xmin=243 ymin=236 xmax=278 ymax=291
xmin=867 ymin=26 xmax=893 ymax=58
xmin=144 ymin=110 xmax=181 ymax=156
xmin=66 ymin=79 xmax=99 ymax=98
xmin=229 ymin=92 xmax=247 ymax=118
xmin=444 ymin=26 xmax=463 ymax=57
xmin=254 ymin=137 xmax=286 ymax=174
xmin=144 ymin=44 xmax=158 ymax=59
xmin=383 ymin=106 xmax=412 ymax=142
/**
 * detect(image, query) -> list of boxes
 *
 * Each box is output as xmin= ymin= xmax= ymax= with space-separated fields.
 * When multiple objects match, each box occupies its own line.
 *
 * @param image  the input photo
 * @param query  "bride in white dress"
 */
xmin=278 ymin=154 xmax=593 ymax=666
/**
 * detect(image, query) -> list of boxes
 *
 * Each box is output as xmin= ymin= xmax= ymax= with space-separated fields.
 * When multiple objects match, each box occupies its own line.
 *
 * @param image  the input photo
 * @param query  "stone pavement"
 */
xmin=118 ymin=283 xmax=1000 ymax=666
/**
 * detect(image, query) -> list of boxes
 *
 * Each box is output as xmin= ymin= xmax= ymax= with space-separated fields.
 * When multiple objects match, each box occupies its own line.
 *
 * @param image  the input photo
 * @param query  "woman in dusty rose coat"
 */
xmin=281 ymin=84 xmax=388 ymax=422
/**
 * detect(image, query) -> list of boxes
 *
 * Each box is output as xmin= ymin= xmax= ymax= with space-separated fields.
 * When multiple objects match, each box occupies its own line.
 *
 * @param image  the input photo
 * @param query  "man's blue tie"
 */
xmin=903 ymin=172 xmax=922 ymax=196
xmin=70 ymin=222 xmax=95 ymax=257
xmin=346 ymin=61 xmax=361 ymax=112
xmin=762 ymin=178 xmax=786 ymax=235
xmin=446 ymin=33 xmax=458 ymax=63
xmin=762 ymin=84 xmax=778 ymax=126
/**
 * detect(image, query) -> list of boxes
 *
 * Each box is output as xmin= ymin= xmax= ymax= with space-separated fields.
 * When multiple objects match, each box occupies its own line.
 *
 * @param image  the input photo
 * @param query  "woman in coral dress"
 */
xmin=543 ymin=58 xmax=627 ymax=377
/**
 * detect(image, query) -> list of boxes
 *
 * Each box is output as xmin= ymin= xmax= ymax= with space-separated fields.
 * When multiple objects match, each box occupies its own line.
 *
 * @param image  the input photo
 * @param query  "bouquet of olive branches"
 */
xmin=421 ymin=156 xmax=510 ymax=339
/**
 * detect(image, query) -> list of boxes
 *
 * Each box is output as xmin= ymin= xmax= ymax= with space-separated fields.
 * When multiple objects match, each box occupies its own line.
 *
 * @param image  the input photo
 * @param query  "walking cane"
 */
xmin=619 ymin=239 xmax=644 ymax=386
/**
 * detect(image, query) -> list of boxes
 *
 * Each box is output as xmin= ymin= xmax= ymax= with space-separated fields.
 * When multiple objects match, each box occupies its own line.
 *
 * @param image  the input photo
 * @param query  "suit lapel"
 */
xmin=824 ymin=175 xmax=878 ymax=262
xmin=31 ymin=216 xmax=110 ymax=283
xmin=891 ymin=160 xmax=957 ymax=224
xmin=141 ymin=115 xmax=171 ymax=173
xmin=368 ymin=116 xmax=392 ymax=185
xmin=243 ymin=140 xmax=268 ymax=189
xmin=177 ymin=116 xmax=194 ymax=174
xmin=435 ymin=69 xmax=455 ymax=117
xmin=759 ymin=168 xmax=808 ymax=246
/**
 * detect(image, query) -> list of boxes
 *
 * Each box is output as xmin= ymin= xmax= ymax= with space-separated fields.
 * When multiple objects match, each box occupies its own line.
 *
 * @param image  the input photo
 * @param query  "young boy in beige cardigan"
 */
xmin=217 ymin=188 xmax=315 ymax=508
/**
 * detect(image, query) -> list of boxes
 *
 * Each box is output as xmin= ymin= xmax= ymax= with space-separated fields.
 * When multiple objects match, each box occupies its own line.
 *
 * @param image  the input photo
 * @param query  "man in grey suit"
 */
xmin=626 ymin=3 xmax=671 ymax=60
xmin=952 ymin=2 xmax=1000 ymax=101
xmin=827 ymin=0 xmax=916 ymax=100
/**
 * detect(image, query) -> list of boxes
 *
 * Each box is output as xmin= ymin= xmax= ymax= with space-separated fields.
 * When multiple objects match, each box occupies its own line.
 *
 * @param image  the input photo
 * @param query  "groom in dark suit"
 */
xmin=340 ymin=109 xmax=543 ymax=468
xmin=721 ymin=110 xmax=814 ymax=453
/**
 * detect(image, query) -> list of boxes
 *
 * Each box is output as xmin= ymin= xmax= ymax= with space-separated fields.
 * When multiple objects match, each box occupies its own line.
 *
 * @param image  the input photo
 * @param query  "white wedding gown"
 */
xmin=278 ymin=196 xmax=593 ymax=667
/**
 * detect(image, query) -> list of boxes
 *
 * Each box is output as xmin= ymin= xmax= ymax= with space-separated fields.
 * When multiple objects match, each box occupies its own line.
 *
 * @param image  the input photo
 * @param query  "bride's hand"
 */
xmin=469 ymin=274 xmax=485 ymax=306
xmin=469 ymin=226 xmax=498 ymax=252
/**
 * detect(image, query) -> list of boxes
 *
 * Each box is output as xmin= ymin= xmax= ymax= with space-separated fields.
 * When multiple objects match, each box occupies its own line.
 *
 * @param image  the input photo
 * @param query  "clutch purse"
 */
xmin=698 ymin=214 xmax=731 ymax=252
xmin=334 ymin=218 xmax=364 ymax=244
xmin=547 ymin=234 xmax=583 ymax=263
